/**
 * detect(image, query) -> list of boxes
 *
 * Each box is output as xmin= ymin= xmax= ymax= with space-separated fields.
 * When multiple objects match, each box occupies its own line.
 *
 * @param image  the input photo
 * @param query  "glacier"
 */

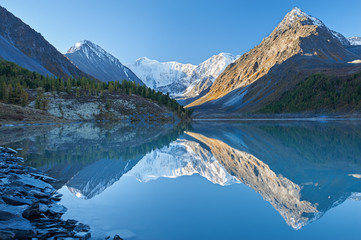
xmin=128 ymin=53 xmax=240 ymax=101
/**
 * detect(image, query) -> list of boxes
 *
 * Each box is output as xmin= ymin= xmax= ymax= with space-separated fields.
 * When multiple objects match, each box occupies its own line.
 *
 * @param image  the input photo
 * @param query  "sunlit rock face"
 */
xmin=126 ymin=139 xmax=239 ymax=186
xmin=187 ymin=8 xmax=360 ymax=114
xmin=185 ymin=132 xmax=318 ymax=229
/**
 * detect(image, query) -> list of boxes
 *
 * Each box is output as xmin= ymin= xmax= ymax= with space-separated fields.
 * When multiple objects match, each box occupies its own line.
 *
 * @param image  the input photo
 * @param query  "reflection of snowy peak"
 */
xmin=126 ymin=139 xmax=239 ymax=186
xmin=128 ymin=53 xmax=239 ymax=99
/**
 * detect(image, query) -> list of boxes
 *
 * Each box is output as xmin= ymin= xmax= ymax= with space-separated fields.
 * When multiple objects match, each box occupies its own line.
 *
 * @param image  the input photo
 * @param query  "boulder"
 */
xmin=2 ymin=195 xmax=32 ymax=206
xmin=74 ymin=231 xmax=91 ymax=239
xmin=0 ymin=230 xmax=15 ymax=240
xmin=0 ymin=207 xmax=36 ymax=239
xmin=49 ymin=204 xmax=67 ymax=215
xmin=22 ymin=202 xmax=41 ymax=220
xmin=113 ymin=234 xmax=124 ymax=240
xmin=15 ymin=175 xmax=53 ymax=190
xmin=74 ymin=223 xmax=90 ymax=232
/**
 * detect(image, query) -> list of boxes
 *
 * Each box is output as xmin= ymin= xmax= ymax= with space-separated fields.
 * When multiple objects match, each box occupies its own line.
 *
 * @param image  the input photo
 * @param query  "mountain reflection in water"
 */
xmin=3 ymin=121 xmax=361 ymax=235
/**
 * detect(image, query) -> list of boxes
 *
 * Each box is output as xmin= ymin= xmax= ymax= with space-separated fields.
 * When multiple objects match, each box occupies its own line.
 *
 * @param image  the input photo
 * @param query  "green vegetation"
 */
xmin=0 ymin=59 xmax=192 ymax=119
xmin=260 ymin=72 xmax=361 ymax=113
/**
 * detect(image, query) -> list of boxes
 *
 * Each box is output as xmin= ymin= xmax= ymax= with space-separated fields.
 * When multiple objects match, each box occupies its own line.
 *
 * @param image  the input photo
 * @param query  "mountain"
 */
xmin=128 ymin=57 xmax=196 ymax=92
xmin=128 ymin=53 xmax=239 ymax=102
xmin=65 ymin=40 xmax=144 ymax=85
xmin=0 ymin=6 xmax=88 ymax=79
xmin=348 ymin=36 xmax=361 ymax=45
xmin=186 ymin=7 xmax=361 ymax=114
xmin=0 ymin=35 xmax=52 ymax=76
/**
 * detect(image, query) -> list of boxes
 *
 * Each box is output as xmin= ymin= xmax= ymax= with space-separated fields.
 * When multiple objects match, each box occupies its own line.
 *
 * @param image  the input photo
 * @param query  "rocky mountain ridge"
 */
xmin=0 ymin=6 xmax=89 ymax=79
xmin=66 ymin=40 xmax=144 ymax=85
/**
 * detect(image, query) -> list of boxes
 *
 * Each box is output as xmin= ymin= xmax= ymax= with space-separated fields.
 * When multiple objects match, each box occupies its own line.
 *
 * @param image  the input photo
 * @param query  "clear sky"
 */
xmin=0 ymin=0 xmax=360 ymax=65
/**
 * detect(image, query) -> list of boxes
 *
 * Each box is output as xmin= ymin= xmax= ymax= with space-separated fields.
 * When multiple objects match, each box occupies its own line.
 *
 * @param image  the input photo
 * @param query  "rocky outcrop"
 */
xmin=27 ymin=91 xmax=176 ymax=122
xmin=65 ymin=40 xmax=144 ymax=85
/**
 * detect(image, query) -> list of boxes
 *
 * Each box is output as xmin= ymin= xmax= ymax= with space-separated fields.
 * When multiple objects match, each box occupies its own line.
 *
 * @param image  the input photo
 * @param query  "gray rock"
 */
xmin=0 ymin=207 xmax=36 ymax=239
xmin=30 ymin=173 xmax=57 ymax=183
xmin=113 ymin=234 xmax=124 ymax=240
xmin=39 ymin=203 xmax=48 ymax=213
xmin=2 ymin=195 xmax=32 ymax=206
xmin=74 ymin=231 xmax=91 ymax=239
xmin=49 ymin=204 xmax=67 ymax=214
xmin=74 ymin=223 xmax=90 ymax=232
xmin=0 ymin=230 xmax=15 ymax=240
xmin=22 ymin=202 xmax=41 ymax=220
xmin=15 ymin=175 xmax=53 ymax=190
xmin=30 ymin=189 xmax=50 ymax=199
xmin=2 ymin=148 xmax=17 ymax=154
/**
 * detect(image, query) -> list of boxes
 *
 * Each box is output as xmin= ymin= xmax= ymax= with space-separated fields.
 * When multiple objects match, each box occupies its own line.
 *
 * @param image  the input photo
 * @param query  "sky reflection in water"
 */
xmin=2 ymin=121 xmax=361 ymax=240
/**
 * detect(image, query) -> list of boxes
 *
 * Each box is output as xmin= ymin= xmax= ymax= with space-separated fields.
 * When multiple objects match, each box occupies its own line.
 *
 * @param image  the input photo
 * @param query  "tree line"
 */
xmin=0 ymin=59 xmax=193 ymax=119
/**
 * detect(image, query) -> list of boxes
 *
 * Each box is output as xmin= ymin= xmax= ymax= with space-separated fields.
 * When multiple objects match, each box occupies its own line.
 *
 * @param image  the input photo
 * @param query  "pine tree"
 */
xmin=66 ymin=79 xmax=72 ymax=93
xmin=76 ymin=87 xmax=80 ymax=97
xmin=35 ymin=88 xmax=43 ymax=109
xmin=0 ymin=80 xmax=6 ymax=101
xmin=108 ymin=82 xmax=114 ymax=93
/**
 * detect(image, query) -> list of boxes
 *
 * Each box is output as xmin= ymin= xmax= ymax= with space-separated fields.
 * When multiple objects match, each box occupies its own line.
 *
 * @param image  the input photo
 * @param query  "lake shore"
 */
xmin=0 ymin=146 xmax=123 ymax=240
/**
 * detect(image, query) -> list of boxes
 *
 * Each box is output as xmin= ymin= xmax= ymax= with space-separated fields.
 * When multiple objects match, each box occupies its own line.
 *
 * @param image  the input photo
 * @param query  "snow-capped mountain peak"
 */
xmin=128 ymin=52 xmax=240 ymax=99
xmin=278 ymin=7 xmax=350 ymax=46
xmin=67 ymin=40 xmax=119 ymax=65
xmin=348 ymin=36 xmax=361 ymax=46
xmin=284 ymin=7 xmax=324 ymax=27
xmin=65 ymin=40 xmax=144 ymax=84
xmin=128 ymin=57 xmax=196 ymax=89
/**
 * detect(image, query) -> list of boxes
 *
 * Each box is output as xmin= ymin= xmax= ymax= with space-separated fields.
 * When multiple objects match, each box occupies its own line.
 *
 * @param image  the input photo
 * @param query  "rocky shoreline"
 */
xmin=0 ymin=147 xmax=123 ymax=240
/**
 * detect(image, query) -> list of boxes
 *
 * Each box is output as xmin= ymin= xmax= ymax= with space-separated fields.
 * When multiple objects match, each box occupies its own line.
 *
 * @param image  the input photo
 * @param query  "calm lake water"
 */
xmin=2 ymin=121 xmax=361 ymax=240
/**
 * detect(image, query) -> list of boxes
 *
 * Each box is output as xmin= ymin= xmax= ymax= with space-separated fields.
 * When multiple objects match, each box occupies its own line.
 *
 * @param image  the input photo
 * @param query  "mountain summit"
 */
xmin=278 ymin=7 xmax=350 ymax=45
xmin=66 ymin=40 xmax=144 ymax=84
xmin=186 ymin=7 xmax=361 ymax=113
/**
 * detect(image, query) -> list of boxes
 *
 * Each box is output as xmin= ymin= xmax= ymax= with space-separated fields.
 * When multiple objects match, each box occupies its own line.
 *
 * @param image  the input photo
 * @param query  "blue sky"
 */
xmin=0 ymin=0 xmax=360 ymax=64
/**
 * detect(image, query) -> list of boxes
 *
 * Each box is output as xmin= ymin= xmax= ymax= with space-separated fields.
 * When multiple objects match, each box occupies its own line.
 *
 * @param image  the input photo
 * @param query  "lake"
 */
xmin=2 ymin=120 xmax=361 ymax=240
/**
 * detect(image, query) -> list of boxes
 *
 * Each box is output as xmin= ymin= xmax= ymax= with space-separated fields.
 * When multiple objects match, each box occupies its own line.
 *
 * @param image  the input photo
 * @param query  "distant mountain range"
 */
xmin=65 ymin=40 xmax=144 ymax=85
xmin=128 ymin=53 xmax=240 ymax=103
xmin=0 ymin=5 xmax=361 ymax=115
xmin=186 ymin=7 xmax=361 ymax=116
